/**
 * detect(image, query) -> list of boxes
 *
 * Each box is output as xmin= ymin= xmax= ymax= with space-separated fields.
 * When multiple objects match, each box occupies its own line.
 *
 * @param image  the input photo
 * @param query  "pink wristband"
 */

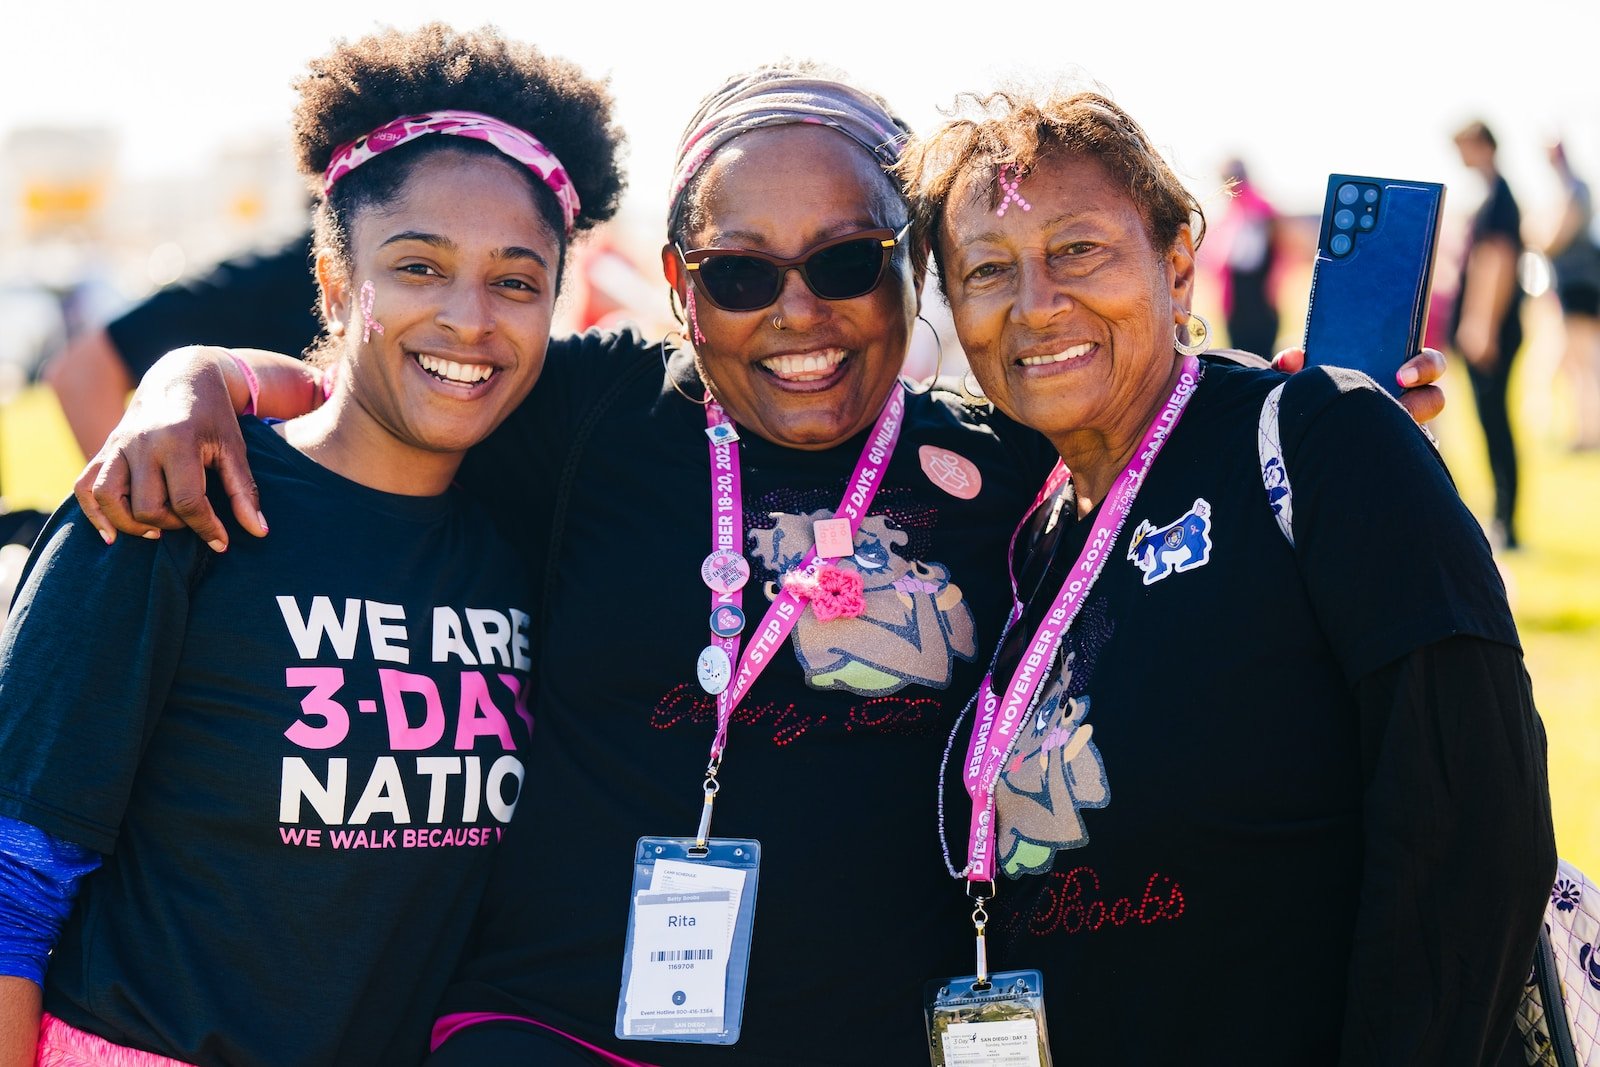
xmin=224 ymin=350 xmax=260 ymax=417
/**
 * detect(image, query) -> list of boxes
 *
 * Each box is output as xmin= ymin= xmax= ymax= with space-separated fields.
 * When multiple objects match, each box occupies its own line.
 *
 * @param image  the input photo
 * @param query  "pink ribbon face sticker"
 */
xmin=358 ymin=280 xmax=386 ymax=344
xmin=995 ymin=164 xmax=1031 ymax=218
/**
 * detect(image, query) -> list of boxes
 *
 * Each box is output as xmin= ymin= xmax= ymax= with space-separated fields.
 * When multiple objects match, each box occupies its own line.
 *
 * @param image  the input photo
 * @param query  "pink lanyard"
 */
xmin=958 ymin=356 xmax=1200 ymax=887
xmin=692 ymin=385 xmax=906 ymax=842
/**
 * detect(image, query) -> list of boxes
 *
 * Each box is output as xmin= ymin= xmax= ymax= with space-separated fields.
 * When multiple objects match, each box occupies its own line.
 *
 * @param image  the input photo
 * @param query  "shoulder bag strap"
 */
xmin=1257 ymin=381 xmax=1295 ymax=546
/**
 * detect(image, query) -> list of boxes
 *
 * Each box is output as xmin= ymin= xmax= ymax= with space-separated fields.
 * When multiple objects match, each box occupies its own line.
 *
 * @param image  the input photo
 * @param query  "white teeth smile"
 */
xmin=760 ymin=348 xmax=847 ymax=382
xmin=1020 ymin=342 xmax=1094 ymax=367
xmin=415 ymin=352 xmax=497 ymax=384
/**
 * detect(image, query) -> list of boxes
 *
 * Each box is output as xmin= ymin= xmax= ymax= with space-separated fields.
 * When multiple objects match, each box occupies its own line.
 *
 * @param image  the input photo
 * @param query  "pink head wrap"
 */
xmin=322 ymin=109 xmax=580 ymax=234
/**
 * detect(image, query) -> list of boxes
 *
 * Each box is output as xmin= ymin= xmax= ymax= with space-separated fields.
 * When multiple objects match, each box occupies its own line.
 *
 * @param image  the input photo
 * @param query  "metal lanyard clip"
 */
xmin=966 ymin=878 xmax=996 ymax=986
xmin=689 ymin=759 xmax=721 ymax=857
xmin=971 ymin=893 xmax=991 ymax=989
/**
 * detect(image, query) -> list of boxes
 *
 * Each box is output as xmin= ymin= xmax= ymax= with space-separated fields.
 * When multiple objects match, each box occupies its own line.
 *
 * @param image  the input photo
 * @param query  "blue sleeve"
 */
xmin=0 ymin=816 xmax=101 ymax=984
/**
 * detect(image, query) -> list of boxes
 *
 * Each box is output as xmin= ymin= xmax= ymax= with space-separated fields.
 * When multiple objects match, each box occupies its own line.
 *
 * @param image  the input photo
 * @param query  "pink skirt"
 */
xmin=36 ymin=1014 xmax=195 ymax=1067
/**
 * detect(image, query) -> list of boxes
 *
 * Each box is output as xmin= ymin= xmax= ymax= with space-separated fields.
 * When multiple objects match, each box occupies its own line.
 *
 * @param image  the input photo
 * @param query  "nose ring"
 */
xmin=772 ymin=314 xmax=785 ymax=331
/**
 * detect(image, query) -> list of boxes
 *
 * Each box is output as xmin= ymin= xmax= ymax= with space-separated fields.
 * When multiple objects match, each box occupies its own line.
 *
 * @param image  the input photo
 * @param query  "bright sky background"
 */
xmin=3 ymin=0 xmax=1597 ymax=234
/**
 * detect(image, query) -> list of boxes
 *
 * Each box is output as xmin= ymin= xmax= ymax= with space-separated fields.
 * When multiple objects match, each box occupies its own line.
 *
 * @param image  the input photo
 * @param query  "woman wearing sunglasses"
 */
xmin=71 ymin=63 xmax=1447 ymax=1065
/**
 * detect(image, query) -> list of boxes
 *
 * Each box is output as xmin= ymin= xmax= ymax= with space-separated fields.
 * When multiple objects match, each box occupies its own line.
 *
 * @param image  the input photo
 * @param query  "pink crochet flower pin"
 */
xmin=782 ymin=563 xmax=866 ymax=622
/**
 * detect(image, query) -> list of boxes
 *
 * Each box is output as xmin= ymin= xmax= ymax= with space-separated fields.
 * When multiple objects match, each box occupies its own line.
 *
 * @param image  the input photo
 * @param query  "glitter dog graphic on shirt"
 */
xmin=1127 ymin=498 xmax=1213 ymax=586
xmin=747 ymin=509 xmax=977 ymax=695
xmin=994 ymin=650 xmax=1109 ymax=878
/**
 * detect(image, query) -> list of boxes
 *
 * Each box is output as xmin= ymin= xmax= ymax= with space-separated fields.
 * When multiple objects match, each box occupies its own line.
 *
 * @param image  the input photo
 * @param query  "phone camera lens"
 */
xmin=1335 ymin=209 xmax=1356 ymax=229
xmin=1358 ymin=214 xmax=1375 ymax=230
xmin=1363 ymin=188 xmax=1379 ymax=204
xmin=1331 ymin=233 xmax=1353 ymax=255
xmin=1337 ymin=183 xmax=1360 ymax=205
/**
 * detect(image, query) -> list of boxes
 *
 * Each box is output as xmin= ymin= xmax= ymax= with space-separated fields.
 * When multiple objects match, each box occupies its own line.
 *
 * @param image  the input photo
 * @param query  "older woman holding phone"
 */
xmin=900 ymin=88 xmax=1555 ymax=1064
xmin=71 ymin=67 xmax=1452 ymax=1064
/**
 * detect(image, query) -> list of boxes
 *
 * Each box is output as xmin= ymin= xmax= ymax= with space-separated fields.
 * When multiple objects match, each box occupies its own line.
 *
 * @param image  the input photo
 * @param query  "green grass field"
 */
xmin=4 ymin=361 xmax=1596 ymax=870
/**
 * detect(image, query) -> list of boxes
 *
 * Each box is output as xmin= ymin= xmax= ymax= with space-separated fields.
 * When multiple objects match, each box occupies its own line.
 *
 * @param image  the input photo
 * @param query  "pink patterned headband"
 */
xmin=322 ymin=110 xmax=580 ymax=234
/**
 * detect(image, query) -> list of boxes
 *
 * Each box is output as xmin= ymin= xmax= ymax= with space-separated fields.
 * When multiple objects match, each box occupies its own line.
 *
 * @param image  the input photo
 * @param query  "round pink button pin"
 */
xmin=918 ymin=445 xmax=983 ymax=500
xmin=701 ymin=550 xmax=751 ymax=594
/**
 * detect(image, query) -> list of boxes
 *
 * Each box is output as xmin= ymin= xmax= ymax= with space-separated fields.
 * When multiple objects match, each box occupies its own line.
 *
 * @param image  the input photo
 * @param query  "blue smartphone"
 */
xmin=1301 ymin=174 xmax=1446 ymax=396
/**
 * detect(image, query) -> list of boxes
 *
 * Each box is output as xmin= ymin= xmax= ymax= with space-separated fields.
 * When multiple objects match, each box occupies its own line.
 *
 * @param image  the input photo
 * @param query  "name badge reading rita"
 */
xmin=625 ymin=890 xmax=732 ymax=1030
xmin=619 ymin=837 xmax=761 ymax=1047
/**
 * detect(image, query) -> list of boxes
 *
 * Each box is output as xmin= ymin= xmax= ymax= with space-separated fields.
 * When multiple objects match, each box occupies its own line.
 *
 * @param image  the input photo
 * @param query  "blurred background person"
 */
xmin=1206 ymin=157 xmax=1284 ymax=357
xmin=1543 ymin=139 xmax=1600 ymax=451
xmin=42 ymin=231 xmax=320 ymax=460
xmin=1451 ymin=119 xmax=1525 ymax=550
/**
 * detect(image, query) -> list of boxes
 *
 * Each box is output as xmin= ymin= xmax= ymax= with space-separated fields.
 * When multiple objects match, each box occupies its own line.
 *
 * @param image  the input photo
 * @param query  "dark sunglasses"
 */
xmin=678 ymin=223 xmax=910 ymax=312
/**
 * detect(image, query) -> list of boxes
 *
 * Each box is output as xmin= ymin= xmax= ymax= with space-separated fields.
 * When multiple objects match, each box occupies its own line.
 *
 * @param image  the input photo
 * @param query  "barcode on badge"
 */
xmin=649 ymin=948 xmax=716 ymax=962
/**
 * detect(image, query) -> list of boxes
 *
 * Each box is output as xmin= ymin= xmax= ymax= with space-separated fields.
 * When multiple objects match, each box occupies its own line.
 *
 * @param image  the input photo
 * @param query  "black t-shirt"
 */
xmin=106 ymin=234 xmax=321 ymax=378
xmin=977 ymin=359 xmax=1540 ymax=1063
xmin=0 ymin=419 xmax=533 ymax=1066
xmin=440 ymin=330 xmax=1060 ymax=1065
xmin=1452 ymin=174 xmax=1525 ymax=346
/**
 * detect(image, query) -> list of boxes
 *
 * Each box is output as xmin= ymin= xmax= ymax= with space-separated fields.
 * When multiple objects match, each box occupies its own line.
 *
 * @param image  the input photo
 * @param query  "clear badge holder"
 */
xmin=925 ymin=969 xmax=1053 ymax=1067
xmin=615 ymin=836 xmax=760 ymax=1046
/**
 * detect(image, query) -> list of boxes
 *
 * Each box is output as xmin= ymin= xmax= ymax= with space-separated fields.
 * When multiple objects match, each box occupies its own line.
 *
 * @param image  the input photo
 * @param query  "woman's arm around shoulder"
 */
xmin=75 ymin=345 xmax=316 ymax=549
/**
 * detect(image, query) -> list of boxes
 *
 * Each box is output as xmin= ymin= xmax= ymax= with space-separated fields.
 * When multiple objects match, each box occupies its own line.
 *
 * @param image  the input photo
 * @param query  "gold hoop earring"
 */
xmin=661 ymin=333 xmax=712 ymax=406
xmin=1174 ymin=312 xmax=1211 ymax=357
xmin=903 ymin=314 xmax=946 ymax=395
xmin=961 ymin=369 xmax=989 ymax=401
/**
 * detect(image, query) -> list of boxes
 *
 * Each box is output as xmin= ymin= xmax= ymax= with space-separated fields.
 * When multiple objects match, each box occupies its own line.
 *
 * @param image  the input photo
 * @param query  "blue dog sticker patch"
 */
xmin=1127 ymin=498 xmax=1213 ymax=586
